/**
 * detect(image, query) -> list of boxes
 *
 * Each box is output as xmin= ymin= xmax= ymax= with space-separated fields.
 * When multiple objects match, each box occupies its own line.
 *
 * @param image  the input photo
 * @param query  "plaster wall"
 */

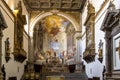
xmin=0 ymin=1 xmax=29 ymax=80
xmin=81 ymin=0 xmax=120 ymax=80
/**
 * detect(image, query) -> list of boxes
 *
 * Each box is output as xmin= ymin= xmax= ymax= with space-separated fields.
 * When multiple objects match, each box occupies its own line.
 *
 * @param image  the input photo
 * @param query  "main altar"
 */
xmin=34 ymin=51 xmax=69 ymax=73
xmin=32 ymin=35 xmax=79 ymax=80
xmin=46 ymin=76 xmax=65 ymax=80
xmin=24 ymin=33 xmax=87 ymax=80
xmin=26 ymin=17 xmax=87 ymax=80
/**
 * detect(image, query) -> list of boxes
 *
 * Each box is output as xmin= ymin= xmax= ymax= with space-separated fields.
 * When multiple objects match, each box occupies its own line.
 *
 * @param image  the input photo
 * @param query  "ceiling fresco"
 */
xmin=37 ymin=15 xmax=70 ymax=36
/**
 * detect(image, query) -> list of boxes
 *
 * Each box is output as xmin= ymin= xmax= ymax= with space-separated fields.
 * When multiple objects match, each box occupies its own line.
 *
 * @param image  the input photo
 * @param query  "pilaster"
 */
xmin=104 ymin=31 xmax=112 ymax=77
xmin=74 ymin=31 xmax=83 ymax=72
xmin=0 ymin=27 xmax=3 ymax=80
xmin=0 ymin=10 xmax=8 ymax=80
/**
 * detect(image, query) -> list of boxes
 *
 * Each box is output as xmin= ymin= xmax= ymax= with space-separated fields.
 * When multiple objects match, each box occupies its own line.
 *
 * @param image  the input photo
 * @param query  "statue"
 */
xmin=99 ymin=40 xmax=103 ymax=49
xmin=1 ymin=64 xmax=6 ymax=80
xmin=98 ymin=39 xmax=103 ymax=62
xmin=5 ymin=37 xmax=10 ymax=62
xmin=35 ymin=49 xmax=45 ymax=60
xmin=98 ymin=40 xmax=103 ymax=58
xmin=98 ymin=48 xmax=103 ymax=58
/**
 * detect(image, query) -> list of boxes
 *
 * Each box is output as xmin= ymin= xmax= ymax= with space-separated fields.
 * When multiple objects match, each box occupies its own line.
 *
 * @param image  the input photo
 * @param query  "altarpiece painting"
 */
xmin=113 ymin=33 xmax=120 ymax=70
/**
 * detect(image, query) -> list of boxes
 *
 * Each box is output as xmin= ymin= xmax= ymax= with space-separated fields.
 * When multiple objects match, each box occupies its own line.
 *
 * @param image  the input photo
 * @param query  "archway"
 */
xmin=29 ymin=10 xmax=80 ymax=36
xmin=33 ymin=14 xmax=76 ymax=61
xmin=29 ymin=11 xmax=80 ymax=73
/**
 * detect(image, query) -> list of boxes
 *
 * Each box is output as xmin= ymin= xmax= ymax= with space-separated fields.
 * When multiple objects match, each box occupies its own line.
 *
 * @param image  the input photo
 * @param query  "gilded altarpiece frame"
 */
xmin=13 ymin=1 xmax=27 ymax=63
xmin=101 ymin=9 xmax=120 ymax=78
xmin=113 ymin=33 xmax=120 ymax=70
xmin=83 ymin=3 xmax=95 ymax=63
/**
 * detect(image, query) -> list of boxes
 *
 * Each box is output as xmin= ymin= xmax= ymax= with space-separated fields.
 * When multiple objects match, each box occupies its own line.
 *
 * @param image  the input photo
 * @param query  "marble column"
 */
xmin=28 ymin=13 xmax=34 ymax=71
xmin=75 ymin=37 xmax=82 ymax=72
xmin=28 ymin=37 xmax=34 ymax=70
xmin=105 ymin=31 xmax=112 ymax=77
xmin=0 ymin=27 xmax=3 ymax=79
xmin=33 ymin=28 xmax=36 ymax=50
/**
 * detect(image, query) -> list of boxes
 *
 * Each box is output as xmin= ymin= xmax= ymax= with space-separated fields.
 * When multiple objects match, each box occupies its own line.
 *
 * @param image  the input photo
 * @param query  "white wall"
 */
xmin=21 ymin=0 xmax=29 ymax=33
xmin=81 ymin=1 xmax=107 ymax=80
xmin=81 ymin=0 xmax=120 ymax=80
xmin=113 ymin=0 xmax=120 ymax=9
xmin=92 ymin=0 xmax=104 ymax=12
xmin=0 ymin=1 xmax=29 ymax=80
xmin=81 ymin=2 xmax=87 ymax=35
xmin=23 ymin=32 xmax=29 ymax=60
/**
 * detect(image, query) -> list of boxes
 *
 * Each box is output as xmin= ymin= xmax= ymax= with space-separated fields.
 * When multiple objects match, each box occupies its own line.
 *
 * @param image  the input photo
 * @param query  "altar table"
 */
xmin=46 ymin=76 xmax=65 ymax=80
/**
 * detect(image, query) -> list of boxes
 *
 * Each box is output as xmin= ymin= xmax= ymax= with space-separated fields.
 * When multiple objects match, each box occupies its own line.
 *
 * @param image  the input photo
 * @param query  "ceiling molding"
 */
xmin=95 ymin=0 xmax=109 ymax=19
xmin=23 ymin=0 xmax=86 ymax=12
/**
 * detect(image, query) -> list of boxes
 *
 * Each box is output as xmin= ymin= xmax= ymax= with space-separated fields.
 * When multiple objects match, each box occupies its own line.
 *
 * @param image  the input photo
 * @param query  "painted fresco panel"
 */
xmin=113 ymin=33 xmax=120 ymax=70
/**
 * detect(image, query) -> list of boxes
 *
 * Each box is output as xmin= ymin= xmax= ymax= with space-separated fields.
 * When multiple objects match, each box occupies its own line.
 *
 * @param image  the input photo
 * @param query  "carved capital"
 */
xmin=74 ymin=31 xmax=81 ymax=39
xmin=87 ymin=3 xmax=95 ymax=14
xmin=105 ymin=31 xmax=111 ymax=39
xmin=76 ymin=36 xmax=82 ymax=40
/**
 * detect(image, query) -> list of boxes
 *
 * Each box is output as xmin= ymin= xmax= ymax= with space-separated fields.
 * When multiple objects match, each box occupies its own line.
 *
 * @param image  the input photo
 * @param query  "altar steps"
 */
xmin=64 ymin=72 xmax=88 ymax=80
xmin=41 ymin=72 xmax=88 ymax=80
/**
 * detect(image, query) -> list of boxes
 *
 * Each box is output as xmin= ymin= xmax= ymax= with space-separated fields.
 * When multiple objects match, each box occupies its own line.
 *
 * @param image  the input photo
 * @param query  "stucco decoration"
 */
xmin=4 ymin=37 xmax=11 ymax=62
xmin=83 ymin=3 xmax=96 ymax=63
xmin=13 ymin=1 xmax=27 ymax=63
xmin=0 ymin=10 xmax=8 ymax=80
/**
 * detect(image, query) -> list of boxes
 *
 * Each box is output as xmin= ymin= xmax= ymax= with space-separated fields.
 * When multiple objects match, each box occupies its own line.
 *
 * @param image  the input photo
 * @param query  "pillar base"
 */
xmin=0 ymin=72 xmax=3 ymax=80
xmin=75 ymin=69 xmax=82 ymax=73
xmin=75 ymin=63 xmax=83 ymax=73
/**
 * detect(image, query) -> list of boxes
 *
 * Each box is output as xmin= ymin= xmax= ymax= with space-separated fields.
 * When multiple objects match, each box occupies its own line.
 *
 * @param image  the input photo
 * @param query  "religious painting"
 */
xmin=12 ymin=1 xmax=27 ymax=62
xmin=83 ymin=3 xmax=95 ymax=63
xmin=113 ymin=33 xmax=120 ymax=70
xmin=50 ymin=39 xmax=60 ymax=51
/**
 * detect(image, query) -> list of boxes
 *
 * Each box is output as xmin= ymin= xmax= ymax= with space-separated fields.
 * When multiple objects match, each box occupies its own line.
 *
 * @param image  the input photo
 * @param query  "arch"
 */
xmin=30 ymin=11 xmax=80 ymax=36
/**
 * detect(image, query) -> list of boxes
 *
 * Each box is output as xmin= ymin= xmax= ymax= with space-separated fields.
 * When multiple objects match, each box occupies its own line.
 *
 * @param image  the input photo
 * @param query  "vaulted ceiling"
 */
xmin=23 ymin=0 xmax=86 ymax=12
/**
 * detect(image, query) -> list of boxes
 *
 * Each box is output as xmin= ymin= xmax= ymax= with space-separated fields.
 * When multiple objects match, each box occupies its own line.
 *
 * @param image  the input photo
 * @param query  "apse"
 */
xmin=42 ymin=15 xmax=70 ymax=36
xmin=33 ymin=14 xmax=74 ymax=61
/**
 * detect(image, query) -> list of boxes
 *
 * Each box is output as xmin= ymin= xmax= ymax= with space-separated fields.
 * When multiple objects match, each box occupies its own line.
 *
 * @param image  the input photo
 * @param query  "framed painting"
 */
xmin=113 ymin=33 xmax=120 ymax=70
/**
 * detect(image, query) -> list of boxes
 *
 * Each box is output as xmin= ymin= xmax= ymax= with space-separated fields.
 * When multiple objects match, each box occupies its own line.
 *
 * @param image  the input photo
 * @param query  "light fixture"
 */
xmin=13 ymin=7 xmax=19 ymax=17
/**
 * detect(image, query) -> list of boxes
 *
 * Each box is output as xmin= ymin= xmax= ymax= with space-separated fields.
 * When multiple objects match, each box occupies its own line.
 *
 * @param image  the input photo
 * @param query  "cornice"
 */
xmin=24 ymin=30 xmax=30 ymax=39
xmin=1 ymin=0 xmax=15 ymax=18
xmin=84 ymin=3 xmax=95 ymax=26
xmin=100 ymin=9 xmax=119 ymax=31
xmin=95 ymin=0 xmax=109 ymax=19
xmin=81 ymin=31 xmax=86 ymax=38
xmin=23 ymin=0 xmax=87 ymax=12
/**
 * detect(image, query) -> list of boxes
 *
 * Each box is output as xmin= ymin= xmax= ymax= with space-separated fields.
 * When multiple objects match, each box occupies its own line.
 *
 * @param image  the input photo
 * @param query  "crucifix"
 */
xmin=116 ymin=40 xmax=120 ymax=59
